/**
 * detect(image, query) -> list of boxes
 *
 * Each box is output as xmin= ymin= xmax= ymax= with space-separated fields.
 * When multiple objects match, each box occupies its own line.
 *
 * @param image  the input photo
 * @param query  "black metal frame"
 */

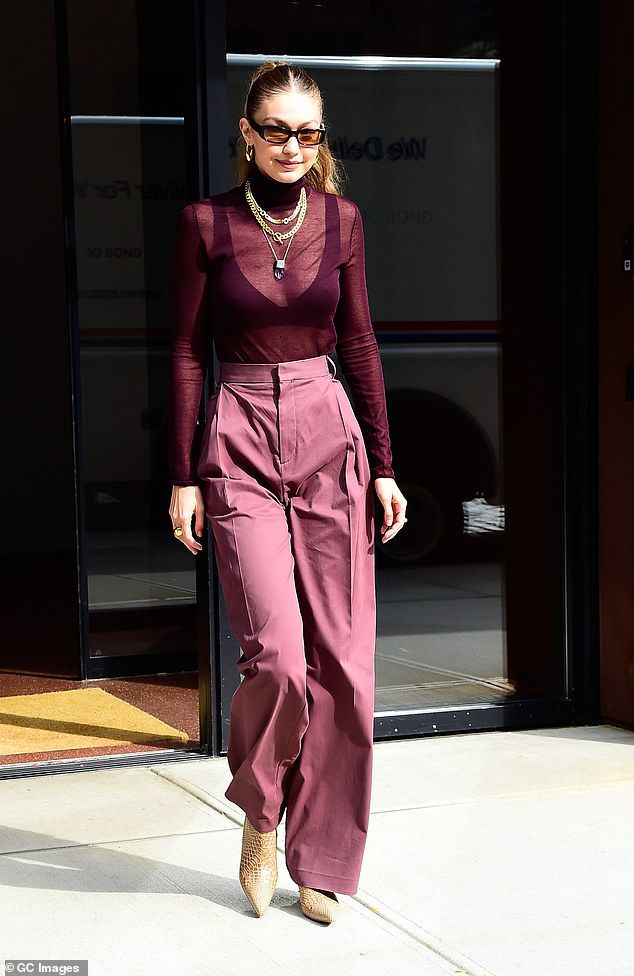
xmin=561 ymin=0 xmax=601 ymax=725
xmin=195 ymin=0 xmax=229 ymax=757
xmin=56 ymin=0 xmax=91 ymax=682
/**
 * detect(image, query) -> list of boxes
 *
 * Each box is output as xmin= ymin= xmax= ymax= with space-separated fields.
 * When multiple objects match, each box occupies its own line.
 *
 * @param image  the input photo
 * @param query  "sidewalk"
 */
xmin=0 ymin=723 xmax=632 ymax=976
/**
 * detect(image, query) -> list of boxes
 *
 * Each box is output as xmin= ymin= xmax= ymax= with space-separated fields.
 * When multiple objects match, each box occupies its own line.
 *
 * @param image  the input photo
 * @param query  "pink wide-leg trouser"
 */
xmin=196 ymin=353 xmax=376 ymax=895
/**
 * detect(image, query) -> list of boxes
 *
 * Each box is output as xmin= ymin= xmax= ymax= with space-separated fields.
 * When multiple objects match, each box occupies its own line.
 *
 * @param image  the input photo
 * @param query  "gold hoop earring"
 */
xmin=245 ymin=143 xmax=254 ymax=161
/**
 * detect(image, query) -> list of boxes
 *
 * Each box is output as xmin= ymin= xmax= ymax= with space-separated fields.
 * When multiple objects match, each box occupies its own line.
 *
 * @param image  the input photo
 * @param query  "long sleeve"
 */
xmin=168 ymin=204 xmax=210 ymax=486
xmin=334 ymin=202 xmax=395 ymax=480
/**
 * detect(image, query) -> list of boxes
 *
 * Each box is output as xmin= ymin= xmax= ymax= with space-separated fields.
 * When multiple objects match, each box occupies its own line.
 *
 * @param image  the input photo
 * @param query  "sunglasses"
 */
xmin=247 ymin=116 xmax=327 ymax=147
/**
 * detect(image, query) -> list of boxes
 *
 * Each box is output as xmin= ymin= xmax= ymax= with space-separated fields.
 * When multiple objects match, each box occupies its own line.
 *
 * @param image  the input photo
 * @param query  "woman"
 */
xmin=168 ymin=59 xmax=407 ymax=924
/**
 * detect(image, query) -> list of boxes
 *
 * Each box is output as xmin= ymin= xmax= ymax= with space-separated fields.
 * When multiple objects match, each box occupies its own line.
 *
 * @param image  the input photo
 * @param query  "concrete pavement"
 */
xmin=0 ymin=723 xmax=632 ymax=976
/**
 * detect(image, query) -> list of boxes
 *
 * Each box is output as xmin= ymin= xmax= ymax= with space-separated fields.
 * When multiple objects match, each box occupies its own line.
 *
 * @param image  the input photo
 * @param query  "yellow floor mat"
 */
xmin=0 ymin=687 xmax=189 ymax=756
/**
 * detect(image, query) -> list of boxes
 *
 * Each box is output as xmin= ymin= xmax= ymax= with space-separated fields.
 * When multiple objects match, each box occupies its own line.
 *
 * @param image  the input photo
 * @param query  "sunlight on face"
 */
xmin=241 ymin=90 xmax=323 ymax=184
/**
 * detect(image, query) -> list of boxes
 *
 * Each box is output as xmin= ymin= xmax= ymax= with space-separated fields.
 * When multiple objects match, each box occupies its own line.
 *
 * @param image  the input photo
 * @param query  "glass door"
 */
xmin=64 ymin=0 xmax=204 ymax=758
xmin=217 ymin=1 xmax=570 ymax=744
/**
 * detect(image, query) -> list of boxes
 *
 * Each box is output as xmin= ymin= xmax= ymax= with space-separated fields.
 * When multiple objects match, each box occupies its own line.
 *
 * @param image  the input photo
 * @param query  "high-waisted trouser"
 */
xmin=196 ymin=353 xmax=376 ymax=896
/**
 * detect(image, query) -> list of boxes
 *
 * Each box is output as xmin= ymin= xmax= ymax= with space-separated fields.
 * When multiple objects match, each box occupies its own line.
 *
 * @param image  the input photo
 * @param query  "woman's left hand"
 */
xmin=374 ymin=478 xmax=408 ymax=543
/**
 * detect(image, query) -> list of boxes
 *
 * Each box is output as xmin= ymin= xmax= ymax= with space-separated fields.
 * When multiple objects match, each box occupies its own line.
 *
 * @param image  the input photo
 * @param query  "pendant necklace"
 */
xmin=261 ymin=227 xmax=294 ymax=279
xmin=244 ymin=179 xmax=308 ymax=279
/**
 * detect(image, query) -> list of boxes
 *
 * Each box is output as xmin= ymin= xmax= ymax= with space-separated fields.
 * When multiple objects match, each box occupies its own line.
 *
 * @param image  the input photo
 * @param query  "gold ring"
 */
xmin=173 ymin=526 xmax=183 ymax=537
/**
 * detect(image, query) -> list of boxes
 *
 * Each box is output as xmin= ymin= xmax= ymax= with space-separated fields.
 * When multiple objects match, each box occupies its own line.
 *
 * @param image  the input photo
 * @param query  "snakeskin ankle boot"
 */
xmin=298 ymin=885 xmax=340 ymax=923
xmin=238 ymin=816 xmax=278 ymax=916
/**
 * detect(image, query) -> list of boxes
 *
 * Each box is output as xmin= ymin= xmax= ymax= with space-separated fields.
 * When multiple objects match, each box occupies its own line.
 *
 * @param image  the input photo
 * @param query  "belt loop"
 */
xmin=326 ymin=354 xmax=337 ymax=378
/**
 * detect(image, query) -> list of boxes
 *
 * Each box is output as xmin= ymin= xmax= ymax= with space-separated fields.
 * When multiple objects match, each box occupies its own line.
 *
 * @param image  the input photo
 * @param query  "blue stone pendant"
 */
xmin=274 ymin=258 xmax=285 ymax=279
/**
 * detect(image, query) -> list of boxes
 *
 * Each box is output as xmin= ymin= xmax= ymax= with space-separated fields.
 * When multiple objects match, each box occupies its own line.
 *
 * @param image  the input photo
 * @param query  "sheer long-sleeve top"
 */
xmin=168 ymin=159 xmax=395 ymax=486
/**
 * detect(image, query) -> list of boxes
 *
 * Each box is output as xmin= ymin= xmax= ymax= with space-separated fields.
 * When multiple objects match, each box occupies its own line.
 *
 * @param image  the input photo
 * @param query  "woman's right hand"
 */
xmin=169 ymin=485 xmax=205 ymax=554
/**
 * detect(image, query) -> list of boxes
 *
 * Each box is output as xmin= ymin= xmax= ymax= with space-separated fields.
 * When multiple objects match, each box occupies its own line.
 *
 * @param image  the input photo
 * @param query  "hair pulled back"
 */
xmin=236 ymin=59 xmax=345 ymax=195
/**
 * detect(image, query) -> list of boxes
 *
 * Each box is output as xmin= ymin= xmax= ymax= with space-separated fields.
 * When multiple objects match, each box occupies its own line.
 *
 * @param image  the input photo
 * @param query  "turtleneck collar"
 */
xmin=245 ymin=160 xmax=309 ymax=209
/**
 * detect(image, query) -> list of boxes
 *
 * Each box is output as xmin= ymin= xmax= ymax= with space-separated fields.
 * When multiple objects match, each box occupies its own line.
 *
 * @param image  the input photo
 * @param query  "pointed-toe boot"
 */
xmin=298 ymin=885 xmax=340 ymax=924
xmin=238 ymin=816 xmax=278 ymax=916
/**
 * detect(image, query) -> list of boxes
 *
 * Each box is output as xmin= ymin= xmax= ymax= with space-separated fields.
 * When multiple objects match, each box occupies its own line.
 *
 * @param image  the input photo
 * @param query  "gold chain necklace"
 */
xmin=244 ymin=179 xmax=308 ymax=279
xmin=245 ymin=185 xmax=303 ymax=225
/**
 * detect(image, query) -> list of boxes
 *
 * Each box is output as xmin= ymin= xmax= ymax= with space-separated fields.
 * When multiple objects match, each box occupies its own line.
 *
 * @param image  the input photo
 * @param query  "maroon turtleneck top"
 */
xmin=168 ymin=160 xmax=395 ymax=485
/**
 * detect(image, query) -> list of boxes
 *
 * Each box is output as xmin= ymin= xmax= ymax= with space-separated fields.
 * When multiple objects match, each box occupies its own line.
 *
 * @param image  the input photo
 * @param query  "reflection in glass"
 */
xmin=67 ymin=1 xmax=197 ymax=667
xmin=227 ymin=53 xmax=531 ymax=711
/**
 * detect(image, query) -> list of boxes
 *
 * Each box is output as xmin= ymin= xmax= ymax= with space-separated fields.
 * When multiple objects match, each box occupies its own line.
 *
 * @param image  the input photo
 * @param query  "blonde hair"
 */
xmin=235 ymin=59 xmax=345 ymax=195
